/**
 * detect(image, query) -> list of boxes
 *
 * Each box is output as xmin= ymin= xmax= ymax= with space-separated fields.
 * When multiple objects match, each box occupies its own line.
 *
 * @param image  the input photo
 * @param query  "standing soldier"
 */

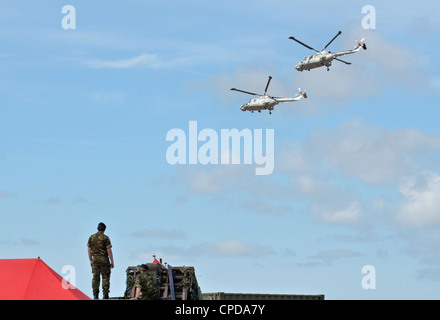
xmin=87 ymin=222 xmax=114 ymax=299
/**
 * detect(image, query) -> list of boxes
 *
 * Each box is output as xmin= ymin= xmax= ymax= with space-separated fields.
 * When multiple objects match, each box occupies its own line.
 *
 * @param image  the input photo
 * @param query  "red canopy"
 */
xmin=0 ymin=258 xmax=91 ymax=300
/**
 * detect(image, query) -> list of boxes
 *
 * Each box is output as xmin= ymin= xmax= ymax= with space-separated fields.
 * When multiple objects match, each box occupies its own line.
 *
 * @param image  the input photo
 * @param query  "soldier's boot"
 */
xmin=93 ymin=294 xmax=99 ymax=300
xmin=103 ymin=293 xmax=109 ymax=299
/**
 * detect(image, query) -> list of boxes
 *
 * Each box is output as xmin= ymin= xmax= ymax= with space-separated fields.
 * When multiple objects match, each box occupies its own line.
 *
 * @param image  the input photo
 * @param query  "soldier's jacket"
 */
xmin=135 ymin=272 xmax=160 ymax=300
xmin=87 ymin=231 xmax=112 ymax=264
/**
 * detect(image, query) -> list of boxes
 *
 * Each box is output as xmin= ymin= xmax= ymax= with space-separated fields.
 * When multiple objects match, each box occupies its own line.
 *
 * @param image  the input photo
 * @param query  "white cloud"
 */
xmin=297 ymin=249 xmax=361 ymax=267
xmin=167 ymin=119 xmax=440 ymax=229
xmin=305 ymin=119 xmax=440 ymax=185
xmin=274 ymin=119 xmax=440 ymax=227
xmin=321 ymin=201 xmax=363 ymax=225
xmin=277 ymin=143 xmax=309 ymax=173
xmin=395 ymin=172 xmax=440 ymax=227
xmin=0 ymin=238 xmax=40 ymax=246
xmin=344 ymin=28 xmax=429 ymax=89
xmin=133 ymin=238 xmax=275 ymax=260
xmin=294 ymin=61 xmax=375 ymax=107
xmin=240 ymin=199 xmax=293 ymax=216
xmin=131 ymin=227 xmax=186 ymax=240
xmin=192 ymin=238 xmax=274 ymax=257
xmin=82 ymin=53 xmax=159 ymax=69
xmin=173 ymin=164 xmax=249 ymax=195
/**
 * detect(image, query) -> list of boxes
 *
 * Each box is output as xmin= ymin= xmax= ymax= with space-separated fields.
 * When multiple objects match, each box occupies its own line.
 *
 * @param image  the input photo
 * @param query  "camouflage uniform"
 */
xmin=87 ymin=231 xmax=112 ymax=297
xmin=135 ymin=272 xmax=160 ymax=300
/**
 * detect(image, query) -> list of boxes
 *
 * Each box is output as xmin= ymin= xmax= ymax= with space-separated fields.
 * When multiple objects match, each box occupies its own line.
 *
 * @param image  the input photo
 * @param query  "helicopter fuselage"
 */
xmin=295 ymin=51 xmax=334 ymax=71
xmin=240 ymin=95 xmax=278 ymax=112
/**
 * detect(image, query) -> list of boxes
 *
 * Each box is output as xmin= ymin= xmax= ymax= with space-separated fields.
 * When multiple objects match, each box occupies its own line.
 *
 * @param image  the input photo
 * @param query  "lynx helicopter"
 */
xmin=231 ymin=76 xmax=307 ymax=114
xmin=289 ymin=31 xmax=367 ymax=72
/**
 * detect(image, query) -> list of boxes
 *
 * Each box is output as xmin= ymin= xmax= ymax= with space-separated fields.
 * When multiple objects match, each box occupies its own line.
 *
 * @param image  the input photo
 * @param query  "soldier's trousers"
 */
xmin=92 ymin=263 xmax=111 ymax=295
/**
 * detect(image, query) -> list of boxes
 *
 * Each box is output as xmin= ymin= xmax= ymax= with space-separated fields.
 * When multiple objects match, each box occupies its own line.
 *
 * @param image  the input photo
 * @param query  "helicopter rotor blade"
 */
xmin=289 ymin=36 xmax=319 ymax=53
xmin=264 ymin=76 xmax=272 ymax=95
xmin=334 ymin=58 xmax=351 ymax=65
xmin=322 ymin=31 xmax=342 ymax=50
xmin=231 ymin=88 xmax=259 ymax=96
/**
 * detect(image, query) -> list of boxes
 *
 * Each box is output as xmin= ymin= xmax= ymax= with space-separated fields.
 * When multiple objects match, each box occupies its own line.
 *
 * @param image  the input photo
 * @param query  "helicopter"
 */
xmin=289 ymin=31 xmax=367 ymax=72
xmin=231 ymin=76 xmax=307 ymax=114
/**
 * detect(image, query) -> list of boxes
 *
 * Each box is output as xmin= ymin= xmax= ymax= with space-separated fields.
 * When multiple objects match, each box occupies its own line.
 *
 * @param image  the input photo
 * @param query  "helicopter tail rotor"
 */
xmin=295 ymin=88 xmax=308 ymax=99
xmin=354 ymin=38 xmax=367 ymax=50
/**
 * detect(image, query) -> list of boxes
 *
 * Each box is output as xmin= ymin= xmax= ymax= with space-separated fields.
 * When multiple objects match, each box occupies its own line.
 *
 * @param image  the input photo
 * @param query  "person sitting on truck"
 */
xmin=131 ymin=264 xmax=160 ymax=300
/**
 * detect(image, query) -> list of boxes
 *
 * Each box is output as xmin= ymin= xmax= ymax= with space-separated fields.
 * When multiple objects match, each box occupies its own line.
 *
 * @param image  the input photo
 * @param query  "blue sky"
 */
xmin=1 ymin=0 xmax=440 ymax=299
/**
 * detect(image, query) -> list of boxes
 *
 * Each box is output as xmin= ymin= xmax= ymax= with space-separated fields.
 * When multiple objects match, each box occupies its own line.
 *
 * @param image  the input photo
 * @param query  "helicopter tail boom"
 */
xmin=333 ymin=38 xmax=367 ymax=58
xmin=274 ymin=88 xmax=307 ymax=102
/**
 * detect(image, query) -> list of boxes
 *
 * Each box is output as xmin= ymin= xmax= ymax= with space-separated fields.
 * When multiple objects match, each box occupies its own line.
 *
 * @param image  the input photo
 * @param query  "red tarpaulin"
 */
xmin=0 ymin=258 xmax=91 ymax=300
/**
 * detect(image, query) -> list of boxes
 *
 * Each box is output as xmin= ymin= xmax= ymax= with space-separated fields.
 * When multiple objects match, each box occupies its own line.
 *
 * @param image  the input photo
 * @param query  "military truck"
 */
xmin=124 ymin=259 xmax=202 ymax=300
